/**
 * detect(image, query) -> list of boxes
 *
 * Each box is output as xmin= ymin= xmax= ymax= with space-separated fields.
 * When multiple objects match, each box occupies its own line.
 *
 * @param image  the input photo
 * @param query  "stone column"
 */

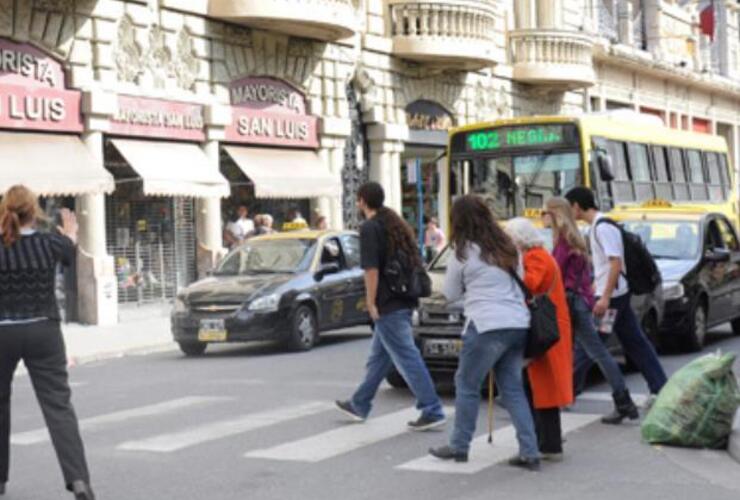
xmin=77 ymin=131 xmax=118 ymax=325
xmin=314 ymin=146 xmax=333 ymax=227
xmin=367 ymin=123 xmax=409 ymax=213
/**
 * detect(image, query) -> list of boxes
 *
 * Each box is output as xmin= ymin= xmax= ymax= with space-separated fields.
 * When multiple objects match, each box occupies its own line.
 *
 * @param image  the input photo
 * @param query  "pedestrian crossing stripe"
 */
xmin=245 ymin=406 xmax=454 ymax=463
xmin=11 ymin=396 xmax=231 ymax=446
xmin=117 ymin=401 xmax=334 ymax=453
xmin=396 ymin=412 xmax=602 ymax=474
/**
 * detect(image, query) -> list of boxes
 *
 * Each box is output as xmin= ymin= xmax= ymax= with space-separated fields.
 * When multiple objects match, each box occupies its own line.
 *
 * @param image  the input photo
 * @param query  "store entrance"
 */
xmin=400 ymin=146 xmax=445 ymax=247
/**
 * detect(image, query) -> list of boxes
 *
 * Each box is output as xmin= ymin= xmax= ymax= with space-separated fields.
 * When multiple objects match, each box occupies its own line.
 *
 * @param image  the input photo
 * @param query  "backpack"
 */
xmin=383 ymin=249 xmax=432 ymax=299
xmin=594 ymin=218 xmax=662 ymax=295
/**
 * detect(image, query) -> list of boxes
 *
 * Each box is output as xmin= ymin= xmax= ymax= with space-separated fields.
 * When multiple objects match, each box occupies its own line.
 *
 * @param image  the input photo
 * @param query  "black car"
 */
xmin=616 ymin=211 xmax=740 ymax=351
xmin=171 ymin=230 xmax=369 ymax=356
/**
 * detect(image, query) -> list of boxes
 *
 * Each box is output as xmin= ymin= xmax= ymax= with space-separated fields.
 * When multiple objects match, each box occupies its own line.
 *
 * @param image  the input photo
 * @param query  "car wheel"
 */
xmin=682 ymin=301 xmax=707 ymax=353
xmin=385 ymin=368 xmax=408 ymax=389
xmin=286 ymin=305 xmax=318 ymax=351
xmin=179 ymin=341 xmax=207 ymax=357
xmin=641 ymin=310 xmax=661 ymax=352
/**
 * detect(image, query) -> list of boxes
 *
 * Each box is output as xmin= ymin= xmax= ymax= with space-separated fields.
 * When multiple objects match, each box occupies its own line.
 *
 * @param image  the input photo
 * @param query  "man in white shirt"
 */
xmin=566 ymin=187 xmax=667 ymax=398
xmin=224 ymin=205 xmax=254 ymax=248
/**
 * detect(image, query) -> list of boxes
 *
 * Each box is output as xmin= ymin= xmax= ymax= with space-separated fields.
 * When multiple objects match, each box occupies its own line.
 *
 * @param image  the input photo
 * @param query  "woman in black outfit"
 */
xmin=0 ymin=185 xmax=94 ymax=499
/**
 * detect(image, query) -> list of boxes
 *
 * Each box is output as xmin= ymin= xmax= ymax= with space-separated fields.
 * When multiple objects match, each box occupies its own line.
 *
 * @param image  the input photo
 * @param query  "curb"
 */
xmin=730 ymin=411 xmax=740 ymax=464
xmin=66 ymin=341 xmax=180 ymax=367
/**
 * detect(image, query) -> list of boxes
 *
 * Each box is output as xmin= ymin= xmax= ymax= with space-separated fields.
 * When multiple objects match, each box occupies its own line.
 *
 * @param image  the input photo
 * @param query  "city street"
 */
xmin=6 ymin=325 xmax=740 ymax=500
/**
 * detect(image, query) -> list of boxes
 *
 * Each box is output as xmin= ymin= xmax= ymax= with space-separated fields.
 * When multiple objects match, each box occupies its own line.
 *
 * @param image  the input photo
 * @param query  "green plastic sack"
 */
xmin=641 ymin=352 xmax=740 ymax=449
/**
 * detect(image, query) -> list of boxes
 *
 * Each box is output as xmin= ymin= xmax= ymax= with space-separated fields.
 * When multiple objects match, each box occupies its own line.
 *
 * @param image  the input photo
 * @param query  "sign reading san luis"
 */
xmin=0 ymin=38 xmax=83 ymax=132
xmin=110 ymin=95 xmax=206 ymax=142
xmin=225 ymin=77 xmax=319 ymax=148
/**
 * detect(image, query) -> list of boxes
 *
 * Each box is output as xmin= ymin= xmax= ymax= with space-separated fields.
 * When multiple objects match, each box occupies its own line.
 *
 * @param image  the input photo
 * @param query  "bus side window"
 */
xmin=606 ymin=140 xmax=634 ymax=202
xmin=626 ymin=142 xmax=654 ymax=201
xmin=704 ymin=152 xmax=724 ymax=201
xmin=717 ymin=154 xmax=731 ymax=200
xmin=651 ymin=146 xmax=672 ymax=200
xmin=686 ymin=149 xmax=708 ymax=201
xmin=668 ymin=147 xmax=689 ymax=201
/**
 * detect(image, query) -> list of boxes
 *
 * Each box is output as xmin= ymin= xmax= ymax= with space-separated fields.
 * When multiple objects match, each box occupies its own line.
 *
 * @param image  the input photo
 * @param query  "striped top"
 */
xmin=0 ymin=232 xmax=75 ymax=322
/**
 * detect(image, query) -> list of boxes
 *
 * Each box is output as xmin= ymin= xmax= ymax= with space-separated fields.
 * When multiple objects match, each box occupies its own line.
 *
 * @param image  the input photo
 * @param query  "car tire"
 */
xmin=179 ymin=341 xmax=207 ymax=357
xmin=286 ymin=305 xmax=318 ymax=351
xmin=385 ymin=368 xmax=408 ymax=389
xmin=682 ymin=300 xmax=707 ymax=353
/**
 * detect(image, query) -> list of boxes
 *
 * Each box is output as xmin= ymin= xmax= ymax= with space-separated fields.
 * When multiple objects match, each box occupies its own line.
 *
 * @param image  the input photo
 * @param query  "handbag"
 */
xmin=508 ymin=269 xmax=560 ymax=359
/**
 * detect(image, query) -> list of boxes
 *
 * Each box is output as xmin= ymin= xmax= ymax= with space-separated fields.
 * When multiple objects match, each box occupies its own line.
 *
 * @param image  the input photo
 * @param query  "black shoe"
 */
xmin=335 ymin=400 xmax=365 ymax=422
xmin=0 ymin=482 xmax=5 ymax=495
xmin=407 ymin=414 xmax=446 ymax=431
xmin=71 ymin=480 xmax=95 ymax=500
xmin=508 ymin=456 xmax=541 ymax=471
xmin=429 ymin=445 xmax=468 ymax=463
xmin=602 ymin=389 xmax=639 ymax=425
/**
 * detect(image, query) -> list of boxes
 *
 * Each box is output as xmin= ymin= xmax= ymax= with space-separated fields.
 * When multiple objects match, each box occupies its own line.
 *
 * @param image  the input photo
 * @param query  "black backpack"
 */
xmin=594 ymin=218 xmax=662 ymax=295
xmin=383 ymin=249 xmax=432 ymax=299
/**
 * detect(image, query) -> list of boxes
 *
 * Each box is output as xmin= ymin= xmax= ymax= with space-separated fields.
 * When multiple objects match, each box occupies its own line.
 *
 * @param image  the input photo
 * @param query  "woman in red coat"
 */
xmin=506 ymin=217 xmax=573 ymax=461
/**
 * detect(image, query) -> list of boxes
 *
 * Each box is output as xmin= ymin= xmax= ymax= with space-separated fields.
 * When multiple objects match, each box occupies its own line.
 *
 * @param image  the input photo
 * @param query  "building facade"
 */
xmin=0 ymin=0 xmax=738 ymax=324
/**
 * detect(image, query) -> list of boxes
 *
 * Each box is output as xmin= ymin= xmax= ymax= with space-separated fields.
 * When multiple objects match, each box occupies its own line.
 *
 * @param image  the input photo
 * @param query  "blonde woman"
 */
xmin=543 ymin=197 xmax=638 ymax=424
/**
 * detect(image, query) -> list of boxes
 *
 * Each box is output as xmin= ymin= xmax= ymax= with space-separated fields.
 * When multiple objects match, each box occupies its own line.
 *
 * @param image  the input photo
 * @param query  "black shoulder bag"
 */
xmin=508 ymin=269 xmax=560 ymax=359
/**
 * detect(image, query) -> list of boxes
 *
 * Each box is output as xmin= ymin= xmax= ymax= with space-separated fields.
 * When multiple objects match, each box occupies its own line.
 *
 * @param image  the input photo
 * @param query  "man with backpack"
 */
xmin=336 ymin=182 xmax=446 ymax=431
xmin=565 ymin=188 xmax=667 ymax=401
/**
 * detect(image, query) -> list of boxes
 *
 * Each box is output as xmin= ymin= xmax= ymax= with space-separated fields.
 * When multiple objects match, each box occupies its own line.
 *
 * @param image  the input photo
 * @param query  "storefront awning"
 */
xmin=0 ymin=133 xmax=114 ymax=196
xmin=223 ymin=146 xmax=340 ymax=199
xmin=110 ymin=139 xmax=230 ymax=198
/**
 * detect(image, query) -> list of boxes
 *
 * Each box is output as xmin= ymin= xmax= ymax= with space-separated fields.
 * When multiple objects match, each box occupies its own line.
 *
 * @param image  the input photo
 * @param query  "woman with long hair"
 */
xmin=506 ymin=217 xmax=572 ymax=461
xmin=0 ymin=186 xmax=94 ymax=499
xmin=429 ymin=195 xmax=539 ymax=470
xmin=543 ymin=197 xmax=638 ymax=424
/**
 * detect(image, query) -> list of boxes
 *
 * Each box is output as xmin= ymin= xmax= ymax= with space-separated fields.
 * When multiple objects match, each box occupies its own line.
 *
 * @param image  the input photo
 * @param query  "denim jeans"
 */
xmin=449 ymin=322 xmax=539 ymax=459
xmin=570 ymin=294 xmax=627 ymax=395
xmin=351 ymin=309 xmax=444 ymax=420
xmin=607 ymin=294 xmax=667 ymax=395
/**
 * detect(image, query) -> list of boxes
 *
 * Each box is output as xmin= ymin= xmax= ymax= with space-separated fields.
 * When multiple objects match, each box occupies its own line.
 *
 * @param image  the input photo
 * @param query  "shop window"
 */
xmin=627 ymin=142 xmax=654 ymax=200
xmin=651 ymin=145 xmax=672 ymax=200
xmin=668 ymin=148 xmax=690 ymax=201
xmin=704 ymin=152 xmax=724 ymax=201
xmin=686 ymin=149 xmax=708 ymax=200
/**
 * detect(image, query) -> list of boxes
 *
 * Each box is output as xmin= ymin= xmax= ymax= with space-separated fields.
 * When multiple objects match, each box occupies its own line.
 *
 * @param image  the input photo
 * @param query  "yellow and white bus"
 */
xmin=445 ymin=112 xmax=738 ymax=227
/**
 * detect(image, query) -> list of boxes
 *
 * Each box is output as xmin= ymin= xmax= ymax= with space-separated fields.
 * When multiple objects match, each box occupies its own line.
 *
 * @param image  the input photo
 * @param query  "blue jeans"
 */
xmin=570 ymin=294 xmax=627 ymax=395
xmin=607 ymin=294 xmax=667 ymax=395
xmin=450 ymin=322 xmax=539 ymax=459
xmin=351 ymin=309 xmax=444 ymax=420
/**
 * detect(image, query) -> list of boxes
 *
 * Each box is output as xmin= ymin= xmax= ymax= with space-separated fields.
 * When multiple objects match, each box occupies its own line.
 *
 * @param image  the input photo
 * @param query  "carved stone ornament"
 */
xmin=33 ymin=0 xmax=74 ymax=11
xmin=146 ymin=25 xmax=172 ymax=89
xmin=173 ymin=29 xmax=200 ymax=91
xmin=115 ymin=16 xmax=143 ymax=83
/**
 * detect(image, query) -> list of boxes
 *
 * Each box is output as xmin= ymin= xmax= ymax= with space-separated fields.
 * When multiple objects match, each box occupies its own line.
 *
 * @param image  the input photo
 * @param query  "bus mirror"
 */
xmin=596 ymin=149 xmax=615 ymax=182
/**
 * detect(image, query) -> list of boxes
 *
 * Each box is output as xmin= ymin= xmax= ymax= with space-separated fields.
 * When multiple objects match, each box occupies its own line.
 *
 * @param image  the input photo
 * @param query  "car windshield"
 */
xmin=216 ymin=239 xmax=316 ymax=275
xmin=622 ymin=220 xmax=701 ymax=260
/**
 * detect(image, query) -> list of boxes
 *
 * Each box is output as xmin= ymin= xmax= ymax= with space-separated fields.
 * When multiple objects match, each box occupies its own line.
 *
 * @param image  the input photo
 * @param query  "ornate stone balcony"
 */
xmin=388 ymin=1 xmax=499 ymax=69
xmin=208 ymin=0 xmax=357 ymax=41
xmin=509 ymin=29 xmax=595 ymax=89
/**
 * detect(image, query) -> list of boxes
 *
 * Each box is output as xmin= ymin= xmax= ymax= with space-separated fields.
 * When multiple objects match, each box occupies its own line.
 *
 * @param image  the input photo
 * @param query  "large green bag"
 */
xmin=641 ymin=352 xmax=740 ymax=449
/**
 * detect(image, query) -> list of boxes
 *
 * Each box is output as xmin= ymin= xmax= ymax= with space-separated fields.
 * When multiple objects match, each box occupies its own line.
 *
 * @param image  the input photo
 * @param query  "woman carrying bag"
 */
xmin=428 ymin=195 xmax=539 ymax=470
xmin=506 ymin=217 xmax=573 ymax=462
xmin=0 ymin=186 xmax=94 ymax=499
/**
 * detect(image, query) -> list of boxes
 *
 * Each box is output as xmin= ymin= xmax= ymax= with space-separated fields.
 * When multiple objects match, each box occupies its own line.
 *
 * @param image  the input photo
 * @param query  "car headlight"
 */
xmin=248 ymin=293 xmax=280 ymax=312
xmin=662 ymin=281 xmax=685 ymax=301
xmin=173 ymin=296 xmax=188 ymax=313
xmin=412 ymin=310 xmax=420 ymax=326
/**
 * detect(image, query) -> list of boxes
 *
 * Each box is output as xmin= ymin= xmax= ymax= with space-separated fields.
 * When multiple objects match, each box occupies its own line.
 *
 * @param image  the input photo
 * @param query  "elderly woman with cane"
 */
xmin=428 ymin=195 xmax=539 ymax=470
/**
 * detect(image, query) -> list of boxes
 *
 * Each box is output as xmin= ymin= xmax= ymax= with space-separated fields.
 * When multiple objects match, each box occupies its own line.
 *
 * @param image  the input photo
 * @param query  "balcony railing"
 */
xmin=389 ymin=1 xmax=499 ymax=69
xmin=209 ymin=0 xmax=357 ymax=41
xmin=509 ymin=29 xmax=595 ymax=88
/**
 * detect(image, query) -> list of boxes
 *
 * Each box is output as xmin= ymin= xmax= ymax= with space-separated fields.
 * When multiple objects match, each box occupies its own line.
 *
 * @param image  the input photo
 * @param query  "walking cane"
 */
xmin=487 ymin=369 xmax=495 ymax=444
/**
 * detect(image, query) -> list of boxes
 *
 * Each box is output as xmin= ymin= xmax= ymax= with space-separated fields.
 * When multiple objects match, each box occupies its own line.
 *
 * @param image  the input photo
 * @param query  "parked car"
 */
xmin=613 ymin=210 xmax=740 ymax=352
xmin=171 ymin=230 xmax=369 ymax=356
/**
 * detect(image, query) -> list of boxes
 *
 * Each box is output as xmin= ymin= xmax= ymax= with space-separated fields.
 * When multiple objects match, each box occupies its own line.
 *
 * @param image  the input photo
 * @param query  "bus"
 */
xmin=444 ymin=112 xmax=737 ymax=227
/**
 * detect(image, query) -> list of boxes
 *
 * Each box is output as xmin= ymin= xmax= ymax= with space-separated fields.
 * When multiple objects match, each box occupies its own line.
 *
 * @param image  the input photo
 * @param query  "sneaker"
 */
xmin=429 ymin=445 xmax=468 ymax=462
xmin=507 ymin=456 xmax=541 ymax=471
xmin=407 ymin=414 xmax=446 ymax=431
xmin=335 ymin=400 xmax=365 ymax=422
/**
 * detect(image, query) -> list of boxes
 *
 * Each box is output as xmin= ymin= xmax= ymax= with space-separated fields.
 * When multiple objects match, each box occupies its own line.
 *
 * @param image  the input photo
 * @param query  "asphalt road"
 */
xmin=5 ymin=325 xmax=740 ymax=500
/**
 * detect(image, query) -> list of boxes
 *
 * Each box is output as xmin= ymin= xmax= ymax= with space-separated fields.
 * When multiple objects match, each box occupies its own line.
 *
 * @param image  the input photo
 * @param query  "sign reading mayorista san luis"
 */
xmin=225 ymin=77 xmax=319 ymax=149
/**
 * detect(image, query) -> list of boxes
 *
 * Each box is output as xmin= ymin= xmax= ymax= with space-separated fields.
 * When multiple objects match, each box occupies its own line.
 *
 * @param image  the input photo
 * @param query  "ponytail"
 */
xmin=0 ymin=185 xmax=41 ymax=247
xmin=0 ymin=210 xmax=21 ymax=247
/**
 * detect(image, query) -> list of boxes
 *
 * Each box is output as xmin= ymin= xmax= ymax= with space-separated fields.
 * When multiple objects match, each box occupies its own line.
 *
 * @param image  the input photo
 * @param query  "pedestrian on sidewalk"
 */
xmin=336 ymin=182 xmax=446 ymax=431
xmin=543 ymin=197 xmax=638 ymax=424
xmin=505 ymin=217 xmax=573 ymax=462
xmin=0 ymin=186 xmax=95 ymax=499
xmin=565 ymin=187 xmax=667 ymax=399
xmin=429 ymin=195 xmax=539 ymax=470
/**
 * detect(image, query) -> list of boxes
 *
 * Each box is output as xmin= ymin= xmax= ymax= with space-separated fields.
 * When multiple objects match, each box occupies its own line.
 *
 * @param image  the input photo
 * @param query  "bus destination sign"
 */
xmin=462 ymin=125 xmax=572 ymax=152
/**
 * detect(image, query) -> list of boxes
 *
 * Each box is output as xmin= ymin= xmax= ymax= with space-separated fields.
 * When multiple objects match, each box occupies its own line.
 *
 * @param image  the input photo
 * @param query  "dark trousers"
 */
xmin=608 ymin=294 xmax=668 ymax=395
xmin=0 ymin=320 xmax=90 ymax=488
xmin=524 ymin=378 xmax=563 ymax=454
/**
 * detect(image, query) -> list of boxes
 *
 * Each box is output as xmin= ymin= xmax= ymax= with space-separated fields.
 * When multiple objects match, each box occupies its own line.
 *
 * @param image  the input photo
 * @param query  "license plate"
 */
xmin=198 ymin=319 xmax=227 ymax=342
xmin=423 ymin=339 xmax=463 ymax=358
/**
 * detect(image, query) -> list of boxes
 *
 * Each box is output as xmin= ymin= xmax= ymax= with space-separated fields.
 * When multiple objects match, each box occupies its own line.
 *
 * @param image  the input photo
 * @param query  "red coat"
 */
xmin=523 ymin=247 xmax=574 ymax=409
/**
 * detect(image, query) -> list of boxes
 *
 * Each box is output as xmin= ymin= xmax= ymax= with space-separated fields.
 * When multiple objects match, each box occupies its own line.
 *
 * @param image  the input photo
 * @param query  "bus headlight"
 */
xmin=662 ymin=282 xmax=685 ymax=301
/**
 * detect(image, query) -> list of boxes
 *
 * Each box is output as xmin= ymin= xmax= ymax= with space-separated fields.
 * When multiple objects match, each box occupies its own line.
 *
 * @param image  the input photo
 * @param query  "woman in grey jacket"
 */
xmin=429 ymin=195 xmax=540 ymax=470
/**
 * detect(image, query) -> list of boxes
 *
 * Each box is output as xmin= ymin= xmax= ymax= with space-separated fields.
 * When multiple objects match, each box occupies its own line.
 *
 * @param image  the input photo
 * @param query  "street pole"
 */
xmin=416 ymin=158 xmax=424 ymax=258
